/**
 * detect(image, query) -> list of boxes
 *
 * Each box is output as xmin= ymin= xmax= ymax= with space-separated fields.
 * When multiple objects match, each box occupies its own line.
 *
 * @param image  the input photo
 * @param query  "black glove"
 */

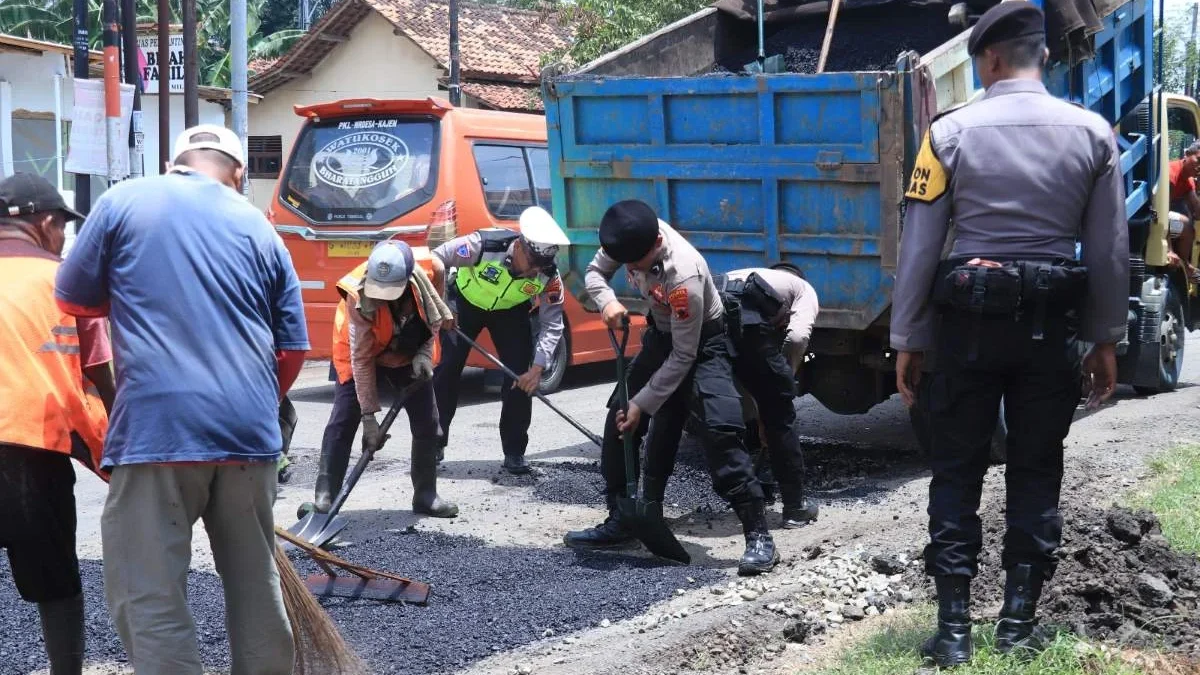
xmin=361 ymin=414 xmax=384 ymax=454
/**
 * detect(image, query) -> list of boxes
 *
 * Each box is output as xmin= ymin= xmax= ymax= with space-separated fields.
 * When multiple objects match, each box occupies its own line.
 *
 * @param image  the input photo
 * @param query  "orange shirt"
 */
xmin=1170 ymin=159 xmax=1196 ymax=202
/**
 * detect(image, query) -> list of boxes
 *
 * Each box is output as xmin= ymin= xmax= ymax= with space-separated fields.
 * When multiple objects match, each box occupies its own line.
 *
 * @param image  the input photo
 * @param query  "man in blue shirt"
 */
xmin=55 ymin=125 xmax=309 ymax=675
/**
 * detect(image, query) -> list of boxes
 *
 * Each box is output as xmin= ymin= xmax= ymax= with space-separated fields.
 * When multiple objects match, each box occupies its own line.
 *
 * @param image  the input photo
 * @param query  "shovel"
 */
xmin=454 ymin=327 xmax=603 ymax=447
xmin=284 ymin=378 xmax=424 ymax=551
xmin=607 ymin=317 xmax=690 ymax=565
xmin=744 ymin=0 xmax=784 ymax=74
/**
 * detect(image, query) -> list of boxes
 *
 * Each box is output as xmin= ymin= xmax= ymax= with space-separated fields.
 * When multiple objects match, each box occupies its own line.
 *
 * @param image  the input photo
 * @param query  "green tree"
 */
xmin=0 ymin=0 xmax=300 ymax=87
xmin=1160 ymin=8 xmax=1200 ymax=95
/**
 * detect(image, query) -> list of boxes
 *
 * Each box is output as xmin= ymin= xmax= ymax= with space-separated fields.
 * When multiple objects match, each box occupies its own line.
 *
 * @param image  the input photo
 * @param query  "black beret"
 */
xmin=599 ymin=200 xmax=660 ymax=264
xmin=968 ymin=1 xmax=1045 ymax=56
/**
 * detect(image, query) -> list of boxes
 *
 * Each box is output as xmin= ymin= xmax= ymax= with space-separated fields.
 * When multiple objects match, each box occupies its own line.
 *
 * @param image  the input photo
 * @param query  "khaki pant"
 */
xmin=102 ymin=463 xmax=294 ymax=675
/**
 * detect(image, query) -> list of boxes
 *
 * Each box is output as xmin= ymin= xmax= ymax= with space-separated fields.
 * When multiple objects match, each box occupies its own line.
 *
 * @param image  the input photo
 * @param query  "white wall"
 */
xmin=248 ymin=12 xmax=446 ymax=211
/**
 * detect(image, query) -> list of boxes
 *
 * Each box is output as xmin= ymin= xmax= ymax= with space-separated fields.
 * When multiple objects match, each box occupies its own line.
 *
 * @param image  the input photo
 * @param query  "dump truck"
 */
xmin=541 ymin=0 xmax=1200 ymax=430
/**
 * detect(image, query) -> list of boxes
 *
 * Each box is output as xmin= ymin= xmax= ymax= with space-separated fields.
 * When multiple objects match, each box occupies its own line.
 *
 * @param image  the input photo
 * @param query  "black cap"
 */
xmin=968 ymin=1 xmax=1045 ymax=56
xmin=599 ymin=200 xmax=660 ymax=264
xmin=0 ymin=173 xmax=84 ymax=221
xmin=770 ymin=261 xmax=805 ymax=280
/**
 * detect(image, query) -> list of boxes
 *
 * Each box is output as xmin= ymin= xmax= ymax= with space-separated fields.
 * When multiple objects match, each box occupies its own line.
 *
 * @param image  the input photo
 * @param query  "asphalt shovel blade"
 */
xmin=284 ymin=512 xmax=349 ymax=551
xmin=305 ymin=574 xmax=431 ymax=604
xmin=616 ymin=496 xmax=690 ymax=564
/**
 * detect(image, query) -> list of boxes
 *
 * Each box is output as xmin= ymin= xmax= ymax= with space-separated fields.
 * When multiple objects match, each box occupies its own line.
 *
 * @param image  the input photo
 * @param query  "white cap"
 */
xmin=172 ymin=124 xmax=245 ymax=167
xmin=518 ymin=206 xmax=570 ymax=261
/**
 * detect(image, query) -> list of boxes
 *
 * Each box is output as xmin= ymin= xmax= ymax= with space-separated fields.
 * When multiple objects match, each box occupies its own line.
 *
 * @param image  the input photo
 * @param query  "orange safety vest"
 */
xmin=0 ymin=251 xmax=108 ymax=477
xmin=331 ymin=255 xmax=441 ymax=384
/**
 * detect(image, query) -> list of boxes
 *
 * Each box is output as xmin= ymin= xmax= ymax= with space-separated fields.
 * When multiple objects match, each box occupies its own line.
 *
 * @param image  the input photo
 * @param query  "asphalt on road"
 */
xmin=3 ymin=338 xmax=1198 ymax=674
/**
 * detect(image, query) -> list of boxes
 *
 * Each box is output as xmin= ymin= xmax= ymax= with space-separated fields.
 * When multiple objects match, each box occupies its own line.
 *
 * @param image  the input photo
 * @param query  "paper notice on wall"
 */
xmin=65 ymin=79 xmax=135 ymax=178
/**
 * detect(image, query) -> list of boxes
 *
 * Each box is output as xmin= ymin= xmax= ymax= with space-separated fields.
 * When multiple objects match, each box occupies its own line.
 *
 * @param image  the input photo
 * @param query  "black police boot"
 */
xmin=564 ymin=496 xmax=636 ymax=550
xmin=734 ymin=499 xmax=779 ymax=576
xmin=411 ymin=439 xmax=459 ymax=518
xmin=502 ymin=453 xmax=531 ymax=475
xmin=38 ymin=592 xmax=83 ymax=675
xmin=920 ymin=575 xmax=973 ymax=667
xmin=778 ymin=482 xmax=819 ymax=529
xmin=313 ymin=444 xmax=351 ymax=514
xmin=995 ymin=564 xmax=1047 ymax=656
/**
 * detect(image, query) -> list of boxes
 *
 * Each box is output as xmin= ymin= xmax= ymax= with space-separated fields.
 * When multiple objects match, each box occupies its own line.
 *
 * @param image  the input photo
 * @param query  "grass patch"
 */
xmin=1128 ymin=444 xmax=1200 ymax=555
xmin=808 ymin=606 xmax=1146 ymax=675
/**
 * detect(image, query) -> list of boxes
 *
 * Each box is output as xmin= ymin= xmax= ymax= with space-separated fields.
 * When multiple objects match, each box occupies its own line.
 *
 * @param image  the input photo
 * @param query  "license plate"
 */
xmin=326 ymin=241 xmax=374 ymax=258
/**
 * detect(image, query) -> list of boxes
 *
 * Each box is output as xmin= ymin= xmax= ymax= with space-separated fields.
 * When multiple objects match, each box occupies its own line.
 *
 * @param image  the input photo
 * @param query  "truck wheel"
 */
xmin=537 ymin=331 xmax=569 ymax=394
xmin=1134 ymin=285 xmax=1186 ymax=395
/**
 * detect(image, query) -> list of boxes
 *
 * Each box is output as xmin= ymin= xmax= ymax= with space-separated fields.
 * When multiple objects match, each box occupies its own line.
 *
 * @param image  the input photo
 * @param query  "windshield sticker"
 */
xmin=337 ymin=119 xmax=399 ymax=130
xmin=313 ymin=132 xmax=410 ymax=189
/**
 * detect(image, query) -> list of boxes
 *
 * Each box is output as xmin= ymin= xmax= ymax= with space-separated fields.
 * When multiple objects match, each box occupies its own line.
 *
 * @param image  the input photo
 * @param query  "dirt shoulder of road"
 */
xmin=460 ymin=381 xmax=1200 ymax=675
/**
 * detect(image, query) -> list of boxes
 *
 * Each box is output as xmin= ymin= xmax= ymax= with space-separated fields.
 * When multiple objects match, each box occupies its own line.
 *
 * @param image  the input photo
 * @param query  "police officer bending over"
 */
xmin=715 ymin=264 xmax=820 ymax=528
xmin=431 ymin=207 xmax=570 ymax=474
xmin=891 ymin=2 xmax=1127 ymax=666
xmin=564 ymin=200 xmax=779 ymax=575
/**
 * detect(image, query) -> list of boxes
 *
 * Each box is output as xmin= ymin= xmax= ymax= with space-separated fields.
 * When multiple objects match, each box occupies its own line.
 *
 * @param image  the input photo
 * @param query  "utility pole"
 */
xmin=72 ymin=0 xmax=91 ymax=216
xmin=232 ymin=0 xmax=249 ymax=194
xmin=449 ymin=0 xmax=461 ymax=106
xmin=300 ymin=0 xmax=312 ymax=30
xmin=103 ymin=0 xmax=121 ymax=184
xmin=157 ymin=0 xmax=170 ymax=173
xmin=183 ymin=0 xmax=198 ymax=126
xmin=121 ymin=0 xmax=143 ymax=179
xmin=1189 ymin=2 xmax=1199 ymax=98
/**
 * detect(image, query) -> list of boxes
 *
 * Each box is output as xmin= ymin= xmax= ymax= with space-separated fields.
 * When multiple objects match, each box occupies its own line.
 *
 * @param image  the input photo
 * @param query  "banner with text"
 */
xmin=137 ymin=34 xmax=184 ymax=94
xmin=65 ymin=79 xmax=135 ymax=178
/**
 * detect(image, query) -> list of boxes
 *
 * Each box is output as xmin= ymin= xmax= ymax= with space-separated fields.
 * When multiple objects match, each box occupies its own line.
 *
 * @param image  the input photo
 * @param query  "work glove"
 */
xmin=361 ymin=414 xmax=384 ymax=454
xmin=412 ymin=353 xmax=434 ymax=381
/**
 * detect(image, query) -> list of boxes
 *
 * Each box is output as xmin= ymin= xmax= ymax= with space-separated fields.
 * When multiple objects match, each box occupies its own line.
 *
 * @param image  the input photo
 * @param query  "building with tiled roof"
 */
xmin=245 ymin=0 xmax=573 ymax=209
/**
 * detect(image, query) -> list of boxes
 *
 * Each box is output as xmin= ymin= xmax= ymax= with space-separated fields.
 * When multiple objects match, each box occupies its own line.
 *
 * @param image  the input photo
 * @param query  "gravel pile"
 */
xmin=713 ymin=2 xmax=959 ymax=74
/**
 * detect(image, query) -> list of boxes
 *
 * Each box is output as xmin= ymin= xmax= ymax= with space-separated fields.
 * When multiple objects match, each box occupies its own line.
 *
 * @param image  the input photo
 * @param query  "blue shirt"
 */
xmin=55 ymin=170 xmax=309 ymax=467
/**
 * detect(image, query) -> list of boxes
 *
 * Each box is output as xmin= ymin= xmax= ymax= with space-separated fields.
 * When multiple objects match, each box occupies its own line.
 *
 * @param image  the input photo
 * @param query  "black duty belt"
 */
xmin=932 ymin=257 xmax=1088 ymax=361
xmin=648 ymin=315 xmax=726 ymax=341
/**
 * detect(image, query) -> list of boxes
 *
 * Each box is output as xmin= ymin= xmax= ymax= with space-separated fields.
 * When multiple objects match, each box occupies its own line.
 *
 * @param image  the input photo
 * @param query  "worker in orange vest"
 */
xmin=313 ymin=239 xmax=458 ymax=518
xmin=0 ymin=173 xmax=114 ymax=675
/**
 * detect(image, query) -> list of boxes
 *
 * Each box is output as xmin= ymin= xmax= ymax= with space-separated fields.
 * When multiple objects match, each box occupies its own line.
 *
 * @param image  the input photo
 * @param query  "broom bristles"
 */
xmin=275 ymin=544 xmax=371 ymax=675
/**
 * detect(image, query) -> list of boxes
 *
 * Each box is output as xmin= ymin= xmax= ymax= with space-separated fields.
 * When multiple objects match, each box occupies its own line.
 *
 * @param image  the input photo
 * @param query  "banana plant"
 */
xmin=0 ymin=0 xmax=301 ymax=87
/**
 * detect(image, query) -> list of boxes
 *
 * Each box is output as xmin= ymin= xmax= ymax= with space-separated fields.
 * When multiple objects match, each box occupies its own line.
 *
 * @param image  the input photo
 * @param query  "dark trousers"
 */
xmin=321 ymin=367 xmax=440 ymax=466
xmin=433 ymin=286 xmax=534 ymax=457
xmin=0 ymin=444 xmax=81 ymax=603
xmin=924 ymin=309 xmax=1082 ymax=580
xmin=730 ymin=324 xmax=805 ymax=494
xmin=601 ymin=325 xmax=762 ymax=505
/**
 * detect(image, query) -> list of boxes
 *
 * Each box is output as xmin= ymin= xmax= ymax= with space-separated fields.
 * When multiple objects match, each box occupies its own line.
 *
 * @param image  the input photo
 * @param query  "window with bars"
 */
xmin=247 ymin=135 xmax=283 ymax=179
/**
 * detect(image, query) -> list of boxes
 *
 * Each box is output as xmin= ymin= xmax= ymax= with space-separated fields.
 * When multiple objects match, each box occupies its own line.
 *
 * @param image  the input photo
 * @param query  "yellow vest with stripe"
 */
xmin=455 ymin=228 xmax=548 ymax=310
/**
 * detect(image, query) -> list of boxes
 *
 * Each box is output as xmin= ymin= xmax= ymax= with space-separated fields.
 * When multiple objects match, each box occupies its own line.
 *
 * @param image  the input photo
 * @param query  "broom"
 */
xmin=274 ymin=543 xmax=371 ymax=675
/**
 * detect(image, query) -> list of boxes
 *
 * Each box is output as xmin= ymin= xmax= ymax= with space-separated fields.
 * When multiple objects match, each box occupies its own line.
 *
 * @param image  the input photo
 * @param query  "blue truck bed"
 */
xmin=542 ymin=0 xmax=1159 ymax=413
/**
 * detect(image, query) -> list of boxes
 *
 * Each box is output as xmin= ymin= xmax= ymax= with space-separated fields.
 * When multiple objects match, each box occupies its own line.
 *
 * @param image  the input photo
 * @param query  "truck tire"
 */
xmin=533 ymin=313 xmax=570 ymax=395
xmin=1134 ymin=284 xmax=1186 ymax=395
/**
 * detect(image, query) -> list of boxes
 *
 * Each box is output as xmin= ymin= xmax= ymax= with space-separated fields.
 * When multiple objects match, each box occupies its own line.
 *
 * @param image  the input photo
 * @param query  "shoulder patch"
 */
xmin=905 ymin=132 xmax=949 ymax=204
xmin=455 ymin=243 xmax=469 ymax=258
xmin=668 ymin=286 xmax=690 ymax=321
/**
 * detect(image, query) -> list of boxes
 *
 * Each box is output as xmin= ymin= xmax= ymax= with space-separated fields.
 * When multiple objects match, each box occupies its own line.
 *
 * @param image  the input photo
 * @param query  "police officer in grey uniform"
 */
xmin=891 ymin=2 xmax=1128 ymax=666
xmin=431 ymin=207 xmax=569 ymax=474
xmin=563 ymin=200 xmax=779 ymax=575
xmin=715 ymin=264 xmax=820 ymax=527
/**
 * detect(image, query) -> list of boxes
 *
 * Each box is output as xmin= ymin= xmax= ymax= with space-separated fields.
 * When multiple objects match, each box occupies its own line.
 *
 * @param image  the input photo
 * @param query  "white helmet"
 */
xmin=519 ymin=206 xmax=570 ymax=264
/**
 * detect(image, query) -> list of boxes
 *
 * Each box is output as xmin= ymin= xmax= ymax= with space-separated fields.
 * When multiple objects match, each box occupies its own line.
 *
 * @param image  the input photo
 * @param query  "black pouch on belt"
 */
xmin=932 ymin=262 xmax=1024 ymax=315
xmin=1018 ymin=260 xmax=1088 ymax=340
xmin=743 ymin=272 xmax=785 ymax=321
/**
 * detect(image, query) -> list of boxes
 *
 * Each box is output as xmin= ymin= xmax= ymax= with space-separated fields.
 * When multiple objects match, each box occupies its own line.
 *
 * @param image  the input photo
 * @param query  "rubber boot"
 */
xmin=734 ymin=499 xmax=779 ymax=576
xmin=411 ymin=439 xmax=458 ymax=518
xmin=38 ymin=593 xmax=83 ymax=675
xmin=921 ymin=575 xmax=973 ymax=667
xmin=563 ymin=495 xmax=636 ymax=550
xmin=994 ymin=564 xmax=1047 ymax=656
xmin=778 ymin=482 xmax=819 ymax=529
xmin=313 ymin=443 xmax=351 ymax=514
xmin=502 ymin=453 xmax=531 ymax=475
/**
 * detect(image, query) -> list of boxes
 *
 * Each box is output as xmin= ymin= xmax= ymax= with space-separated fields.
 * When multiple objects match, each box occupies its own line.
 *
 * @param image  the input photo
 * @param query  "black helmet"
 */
xmin=770 ymin=261 xmax=805 ymax=280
